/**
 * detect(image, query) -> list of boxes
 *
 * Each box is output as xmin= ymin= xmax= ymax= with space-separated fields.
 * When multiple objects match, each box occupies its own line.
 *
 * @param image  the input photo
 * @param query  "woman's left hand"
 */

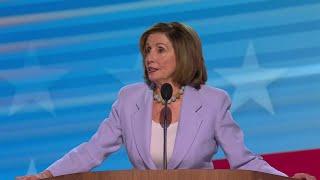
xmin=292 ymin=173 xmax=316 ymax=180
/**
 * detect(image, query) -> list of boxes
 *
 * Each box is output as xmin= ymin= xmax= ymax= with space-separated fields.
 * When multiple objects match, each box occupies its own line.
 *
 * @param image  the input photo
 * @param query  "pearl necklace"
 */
xmin=153 ymin=86 xmax=185 ymax=105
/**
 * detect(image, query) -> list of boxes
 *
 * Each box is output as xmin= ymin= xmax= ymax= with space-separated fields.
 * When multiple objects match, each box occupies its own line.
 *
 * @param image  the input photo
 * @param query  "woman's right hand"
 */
xmin=16 ymin=170 xmax=53 ymax=180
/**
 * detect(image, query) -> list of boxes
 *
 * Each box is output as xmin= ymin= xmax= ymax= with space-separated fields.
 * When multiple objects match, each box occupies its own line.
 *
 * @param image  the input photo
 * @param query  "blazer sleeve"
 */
xmin=213 ymin=92 xmax=287 ymax=177
xmin=46 ymin=96 xmax=123 ymax=176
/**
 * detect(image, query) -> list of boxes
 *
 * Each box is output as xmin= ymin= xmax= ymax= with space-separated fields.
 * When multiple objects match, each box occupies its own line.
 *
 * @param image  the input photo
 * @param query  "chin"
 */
xmin=148 ymin=75 xmax=159 ymax=82
xmin=148 ymin=75 xmax=171 ymax=85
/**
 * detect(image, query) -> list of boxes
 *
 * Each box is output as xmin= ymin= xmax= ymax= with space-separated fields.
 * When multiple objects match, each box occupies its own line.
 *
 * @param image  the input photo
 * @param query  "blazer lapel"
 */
xmin=131 ymin=87 xmax=157 ymax=169
xmin=168 ymin=86 xmax=203 ymax=169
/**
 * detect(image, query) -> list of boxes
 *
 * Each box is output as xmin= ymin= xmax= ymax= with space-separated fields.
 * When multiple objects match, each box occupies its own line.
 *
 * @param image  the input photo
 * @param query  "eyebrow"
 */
xmin=146 ymin=42 xmax=169 ymax=48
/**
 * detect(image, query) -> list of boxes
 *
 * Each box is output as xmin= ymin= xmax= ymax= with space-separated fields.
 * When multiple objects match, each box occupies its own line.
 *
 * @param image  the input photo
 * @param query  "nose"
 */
xmin=145 ymin=50 xmax=155 ymax=65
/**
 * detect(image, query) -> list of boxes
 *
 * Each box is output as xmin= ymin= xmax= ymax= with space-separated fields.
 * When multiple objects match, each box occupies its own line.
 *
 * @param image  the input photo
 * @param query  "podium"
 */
xmin=47 ymin=169 xmax=293 ymax=180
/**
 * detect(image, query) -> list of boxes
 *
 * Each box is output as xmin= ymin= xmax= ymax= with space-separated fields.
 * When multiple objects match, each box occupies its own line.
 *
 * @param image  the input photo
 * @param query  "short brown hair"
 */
xmin=140 ymin=22 xmax=207 ymax=90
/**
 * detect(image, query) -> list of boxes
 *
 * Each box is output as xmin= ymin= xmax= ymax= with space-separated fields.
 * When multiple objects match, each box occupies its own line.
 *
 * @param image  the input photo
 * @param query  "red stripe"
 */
xmin=213 ymin=148 xmax=320 ymax=178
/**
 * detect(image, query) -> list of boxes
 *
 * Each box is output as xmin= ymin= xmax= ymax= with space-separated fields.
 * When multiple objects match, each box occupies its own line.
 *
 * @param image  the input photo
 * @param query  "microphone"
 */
xmin=160 ymin=83 xmax=172 ymax=170
xmin=161 ymin=83 xmax=173 ymax=102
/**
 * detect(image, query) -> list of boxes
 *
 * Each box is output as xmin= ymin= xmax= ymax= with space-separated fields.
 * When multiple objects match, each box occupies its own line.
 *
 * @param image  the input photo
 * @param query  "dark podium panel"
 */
xmin=47 ymin=169 xmax=293 ymax=180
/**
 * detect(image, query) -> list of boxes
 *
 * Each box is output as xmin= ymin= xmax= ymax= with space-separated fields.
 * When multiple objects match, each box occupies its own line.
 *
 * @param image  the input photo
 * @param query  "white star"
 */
xmin=215 ymin=42 xmax=287 ymax=114
xmin=106 ymin=53 xmax=143 ymax=85
xmin=26 ymin=159 xmax=37 ymax=175
xmin=0 ymin=43 xmax=68 ymax=115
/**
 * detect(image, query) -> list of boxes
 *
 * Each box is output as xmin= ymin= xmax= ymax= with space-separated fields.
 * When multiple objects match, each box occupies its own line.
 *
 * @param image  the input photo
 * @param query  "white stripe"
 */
xmin=188 ymin=3 xmax=320 ymax=35
xmin=208 ymin=62 xmax=320 ymax=87
xmin=0 ymin=91 xmax=117 ymax=115
xmin=0 ymin=3 xmax=318 ymax=54
xmin=0 ymin=27 xmax=145 ymax=53
xmin=0 ymin=0 xmax=194 ymax=27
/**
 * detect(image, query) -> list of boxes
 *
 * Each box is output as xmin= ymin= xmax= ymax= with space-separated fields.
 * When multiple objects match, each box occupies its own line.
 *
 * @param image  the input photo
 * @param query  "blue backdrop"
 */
xmin=1 ymin=1 xmax=319 ymax=179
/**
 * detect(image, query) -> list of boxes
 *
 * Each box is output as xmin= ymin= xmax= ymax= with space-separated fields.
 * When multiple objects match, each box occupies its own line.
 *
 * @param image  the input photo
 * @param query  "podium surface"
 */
xmin=48 ymin=169 xmax=293 ymax=180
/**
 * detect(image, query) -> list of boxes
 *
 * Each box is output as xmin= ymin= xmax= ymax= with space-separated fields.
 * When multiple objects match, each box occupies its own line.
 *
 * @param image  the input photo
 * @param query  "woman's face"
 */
xmin=144 ymin=33 xmax=176 ymax=85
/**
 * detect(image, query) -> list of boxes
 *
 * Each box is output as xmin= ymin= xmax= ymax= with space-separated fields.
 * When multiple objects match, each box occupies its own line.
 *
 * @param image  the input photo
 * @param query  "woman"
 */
xmin=17 ymin=22 xmax=315 ymax=180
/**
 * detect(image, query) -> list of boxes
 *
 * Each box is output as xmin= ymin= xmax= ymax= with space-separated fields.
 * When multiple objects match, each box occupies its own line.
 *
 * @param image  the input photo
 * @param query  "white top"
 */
xmin=150 ymin=120 xmax=179 ymax=169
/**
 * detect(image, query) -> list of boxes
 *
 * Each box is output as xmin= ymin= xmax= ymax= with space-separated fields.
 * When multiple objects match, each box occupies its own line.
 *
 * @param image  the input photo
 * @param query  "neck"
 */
xmin=152 ymin=82 xmax=185 ymax=105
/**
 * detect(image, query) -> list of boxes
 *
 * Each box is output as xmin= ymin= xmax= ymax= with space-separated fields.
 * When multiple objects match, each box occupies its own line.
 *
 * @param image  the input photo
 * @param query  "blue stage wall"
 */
xmin=0 ymin=1 xmax=319 ymax=179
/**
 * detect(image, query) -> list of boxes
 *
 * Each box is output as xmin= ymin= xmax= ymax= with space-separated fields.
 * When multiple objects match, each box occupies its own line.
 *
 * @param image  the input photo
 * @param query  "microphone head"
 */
xmin=160 ymin=83 xmax=173 ymax=102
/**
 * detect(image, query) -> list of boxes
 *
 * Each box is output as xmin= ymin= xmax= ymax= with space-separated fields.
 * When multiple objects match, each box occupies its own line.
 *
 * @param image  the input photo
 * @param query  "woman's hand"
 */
xmin=292 ymin=173 xmax=316 ymax=180
xmin=16 ymin=170 xmax=53 ymax=180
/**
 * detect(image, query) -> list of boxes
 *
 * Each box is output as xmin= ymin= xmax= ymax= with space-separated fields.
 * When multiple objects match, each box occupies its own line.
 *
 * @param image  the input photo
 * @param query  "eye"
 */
xmin=145 ymin=46 xmax=151 ymax=54
xmin=157 ymin=47 xmax=165 ymax=53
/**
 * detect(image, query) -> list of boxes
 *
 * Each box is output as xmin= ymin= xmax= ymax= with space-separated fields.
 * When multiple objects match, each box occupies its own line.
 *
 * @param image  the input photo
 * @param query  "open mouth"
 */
xmin=147 ymin=67 xmax=159 ymax=73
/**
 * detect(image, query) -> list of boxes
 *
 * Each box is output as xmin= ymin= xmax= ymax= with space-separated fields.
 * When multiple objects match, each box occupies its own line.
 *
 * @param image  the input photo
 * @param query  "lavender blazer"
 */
xmin=47 ymin=83 xmax=286 ymax=177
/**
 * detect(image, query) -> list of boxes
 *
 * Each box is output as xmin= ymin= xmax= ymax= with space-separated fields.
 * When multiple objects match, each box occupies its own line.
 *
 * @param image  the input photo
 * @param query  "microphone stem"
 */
xmin=163 ymin=102 xmax=168 ymax=170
